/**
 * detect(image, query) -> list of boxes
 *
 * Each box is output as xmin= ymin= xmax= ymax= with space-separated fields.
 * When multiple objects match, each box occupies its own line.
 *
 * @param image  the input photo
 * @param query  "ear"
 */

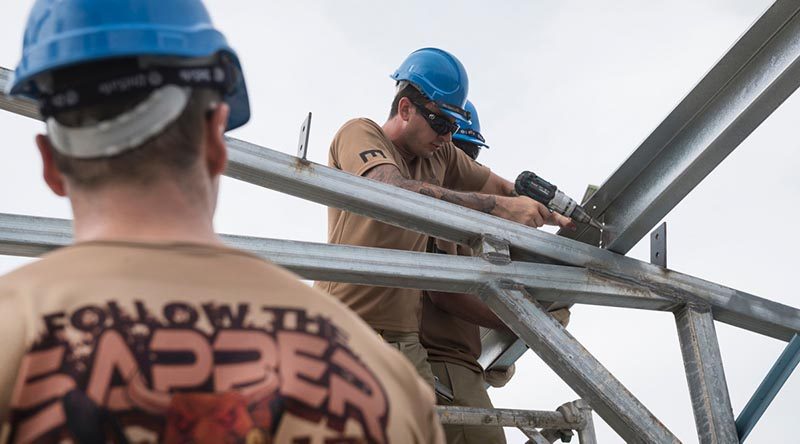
xmin=398 ymin=97 xmax=414 ymax=122
xmin=204 ymin=102 xmax=229 ymax=178
xmin=36 ymin=134 xmax=67 ymax=196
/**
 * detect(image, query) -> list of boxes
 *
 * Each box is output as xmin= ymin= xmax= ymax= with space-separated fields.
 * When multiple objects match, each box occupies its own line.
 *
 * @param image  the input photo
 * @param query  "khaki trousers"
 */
xmin=431 ymin=361 xmax=507 ymax=444
xmin=376 ymin=330 xmax=436 ymax=388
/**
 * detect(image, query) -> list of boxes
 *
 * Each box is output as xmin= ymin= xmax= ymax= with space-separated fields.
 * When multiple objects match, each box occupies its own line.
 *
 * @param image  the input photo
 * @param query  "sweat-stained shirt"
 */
xmin=420 ymin=239 xmax=483 ymax=373
xmin=0 ymin=241 xmax=444 ymax=444
xmin=314 ymin=118 xmax=491 ymax=332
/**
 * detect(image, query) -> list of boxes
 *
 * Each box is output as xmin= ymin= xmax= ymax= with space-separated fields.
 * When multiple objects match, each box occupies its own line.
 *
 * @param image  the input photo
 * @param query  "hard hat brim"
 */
xmin=440 ymin=107 xmax=471 ymax=126
xmin=453 ymin=133 xmax=490 ymax=148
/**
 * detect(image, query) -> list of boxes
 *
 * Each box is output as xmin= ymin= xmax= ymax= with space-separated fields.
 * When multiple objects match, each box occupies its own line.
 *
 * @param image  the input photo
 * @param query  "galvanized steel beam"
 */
xmin=562 ymin=0 xmax=800 ymax=253
xmin=0 ymin=71 xmax=798 ymax=341
xmin=0 ymin=213 xmax=675 ymax=310
xmin=482 ymin=282 xmax=680 ymax=443
xmin=674 ymin=304 xmax=737 ymax=443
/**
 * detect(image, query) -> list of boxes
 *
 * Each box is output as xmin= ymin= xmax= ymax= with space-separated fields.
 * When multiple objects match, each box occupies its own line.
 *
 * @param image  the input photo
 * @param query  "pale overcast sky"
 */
xmin=1 ymin=1 xmax=798 ymax=442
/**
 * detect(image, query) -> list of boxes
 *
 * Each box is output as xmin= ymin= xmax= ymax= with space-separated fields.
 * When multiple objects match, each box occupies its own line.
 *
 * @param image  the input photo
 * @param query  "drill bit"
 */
xmin=568 ymin=205 xmax=604 ymax=230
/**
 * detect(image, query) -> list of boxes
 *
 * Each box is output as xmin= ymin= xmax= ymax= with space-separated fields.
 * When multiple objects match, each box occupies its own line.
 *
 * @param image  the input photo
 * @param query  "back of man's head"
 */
xmin=46 ymin=59 xmax=221 ymax=190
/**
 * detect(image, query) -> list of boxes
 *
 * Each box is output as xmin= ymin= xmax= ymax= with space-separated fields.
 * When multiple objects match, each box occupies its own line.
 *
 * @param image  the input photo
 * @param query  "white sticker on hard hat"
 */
xmin=46 ymin=85 xmax=190 ymax=159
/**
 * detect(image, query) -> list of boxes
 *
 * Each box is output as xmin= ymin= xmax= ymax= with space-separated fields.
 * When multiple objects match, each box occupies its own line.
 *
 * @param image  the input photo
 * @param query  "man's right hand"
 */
xmin=493 ymin=195 xmax=553 ymax=228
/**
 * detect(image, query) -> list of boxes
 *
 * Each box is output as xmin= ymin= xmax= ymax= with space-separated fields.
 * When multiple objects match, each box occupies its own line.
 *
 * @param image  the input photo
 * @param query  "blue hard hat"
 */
xmin=453 ymin=100 xmax=489 ymax=148
xmin=391 ymin=48 xmax=470 ymax=124
xmin=7 ymin=0 xmax=250 ymax=130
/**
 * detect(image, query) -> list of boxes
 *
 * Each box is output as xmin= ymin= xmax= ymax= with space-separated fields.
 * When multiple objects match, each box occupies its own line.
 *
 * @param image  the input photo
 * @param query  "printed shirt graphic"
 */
xmin=315 ymin=118 xmax=490 ymax=332
xmin=0 ymin=242 xmax=443 ymax=444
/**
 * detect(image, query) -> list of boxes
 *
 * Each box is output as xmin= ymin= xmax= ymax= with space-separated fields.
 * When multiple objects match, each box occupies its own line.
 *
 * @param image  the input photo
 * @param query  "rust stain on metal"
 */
xmin=292 ymin=156 xmax=313 ymax=173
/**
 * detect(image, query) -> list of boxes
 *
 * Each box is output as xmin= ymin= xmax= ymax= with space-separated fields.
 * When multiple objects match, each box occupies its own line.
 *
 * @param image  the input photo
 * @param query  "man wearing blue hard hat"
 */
xmin=420 ymin=101 xmax=572 ymax=444
xmin=0 ymin=2 xmax=445 ymax=443
xmin=315 ymin=49 xmax=573 ymax=388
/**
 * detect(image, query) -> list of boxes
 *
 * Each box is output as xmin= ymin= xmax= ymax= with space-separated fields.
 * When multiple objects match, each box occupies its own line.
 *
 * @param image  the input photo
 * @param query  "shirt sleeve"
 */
xmin=330 ymin=119 xmax=400 ymax=177
xmin=441 ymin=143 xmax=491 ymax=192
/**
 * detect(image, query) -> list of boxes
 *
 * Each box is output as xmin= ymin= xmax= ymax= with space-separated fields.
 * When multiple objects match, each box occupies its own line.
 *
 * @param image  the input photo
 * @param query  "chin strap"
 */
xmin=46 ymin=85 xmax=190 ymax=159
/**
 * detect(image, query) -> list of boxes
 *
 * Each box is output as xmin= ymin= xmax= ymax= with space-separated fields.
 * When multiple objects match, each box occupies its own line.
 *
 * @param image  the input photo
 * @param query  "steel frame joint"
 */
xmin=476 ymin=233 xmax=511 ymax=265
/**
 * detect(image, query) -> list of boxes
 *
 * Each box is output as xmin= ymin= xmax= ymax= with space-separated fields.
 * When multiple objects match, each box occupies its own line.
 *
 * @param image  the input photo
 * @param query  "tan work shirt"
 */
xmin=420 ymin=239 xmax=483 ymax=373
xmin=314 ymin=118 xmax=491 ymax=332
xmin=0 ymin=242 xmax=443 ymax=444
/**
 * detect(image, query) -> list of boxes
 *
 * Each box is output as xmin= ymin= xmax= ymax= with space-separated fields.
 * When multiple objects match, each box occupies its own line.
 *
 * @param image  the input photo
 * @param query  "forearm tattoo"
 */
xmin=365 ymin=164 xmax=405 ymax=186
xmin=419 ymin=186 xmax=497 ymax=214
xmin=366 ymin=165 xmax=497 ymax=214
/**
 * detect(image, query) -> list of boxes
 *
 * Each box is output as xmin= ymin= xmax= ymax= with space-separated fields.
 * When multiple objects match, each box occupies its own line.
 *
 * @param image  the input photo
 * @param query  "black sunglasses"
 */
xmin=411 ymin=101 xmax=460 ymax=136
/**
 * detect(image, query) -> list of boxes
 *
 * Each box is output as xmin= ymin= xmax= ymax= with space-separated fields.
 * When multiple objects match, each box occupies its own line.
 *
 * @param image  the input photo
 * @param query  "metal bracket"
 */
xmin=650 ymin=222 xmax=667 ymax=267
xmin=477 ymin=234 xmax=511 ymax=265
xmin=296 ymin=112 xmax=312 ymax=160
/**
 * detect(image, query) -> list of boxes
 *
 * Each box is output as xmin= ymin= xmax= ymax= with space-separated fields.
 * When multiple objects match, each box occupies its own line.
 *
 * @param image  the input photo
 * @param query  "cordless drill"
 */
xmin=515 ymin=171 xmax=603 ymax=230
